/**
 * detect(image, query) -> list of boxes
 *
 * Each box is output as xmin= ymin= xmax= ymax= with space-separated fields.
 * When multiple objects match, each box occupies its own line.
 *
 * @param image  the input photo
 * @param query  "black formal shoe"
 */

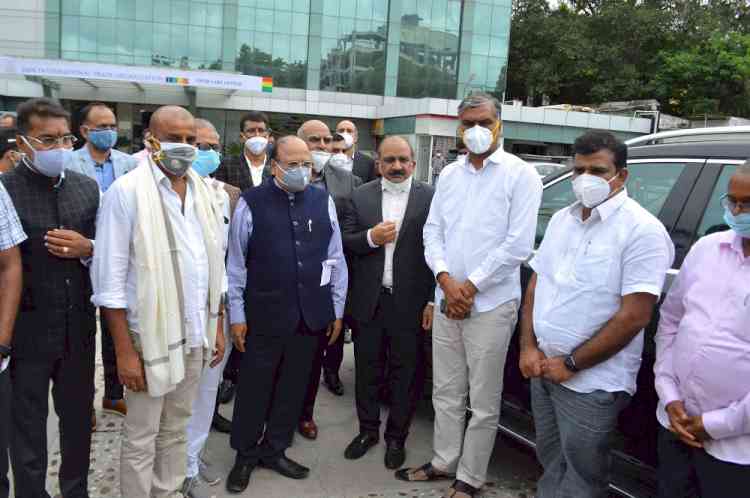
xmin=344 ymin=433 xmax=379 ymax=460
xmin=323 ymin=370 xmax=344 ymax=396
xmin=218 ymin=379 xmax=237 ymax=405
xmin=259 ymin=454 xmax=310 ymax=479
xmin=384 ymin=440 xmax=406 ymax=470
xmin=211 ymin=412 xmax=232 ymax=434
xmin=226 ymin=460 xmax=255 ymax=494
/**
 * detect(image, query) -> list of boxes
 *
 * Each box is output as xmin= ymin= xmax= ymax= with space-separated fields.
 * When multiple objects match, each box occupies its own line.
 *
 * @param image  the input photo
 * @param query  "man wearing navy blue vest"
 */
xmin=225 ymin=136 xmax=347 ymax=494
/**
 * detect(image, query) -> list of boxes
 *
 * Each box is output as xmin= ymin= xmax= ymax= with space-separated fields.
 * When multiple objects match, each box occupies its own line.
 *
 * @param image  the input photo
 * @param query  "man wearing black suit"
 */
xmin=214 ymin=111 xmax=272 ymax=192
xmin=336 ymin=120 xmax=377 ymax=183
xmin=341 ymin=136 xmax=435 ymax=470
xmin=297 ymin=119 xmax=362 ymax=441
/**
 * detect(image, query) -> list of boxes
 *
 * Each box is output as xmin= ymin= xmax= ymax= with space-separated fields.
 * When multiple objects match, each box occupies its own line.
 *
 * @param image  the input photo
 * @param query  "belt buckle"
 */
xmin=382 ymin=286 xmax=393 ymax=295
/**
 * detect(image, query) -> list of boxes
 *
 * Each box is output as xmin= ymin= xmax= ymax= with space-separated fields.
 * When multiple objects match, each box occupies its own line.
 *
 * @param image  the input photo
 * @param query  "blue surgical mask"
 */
xmin=192 ymin=149 xmax=221 ymax=177
xmin=724 ymin=207 xmax=750 ymax=238
xmin=21 ymin=136 xmax=70 ymax=178
xmin=88 ymin=129 xmax=118 ymax=151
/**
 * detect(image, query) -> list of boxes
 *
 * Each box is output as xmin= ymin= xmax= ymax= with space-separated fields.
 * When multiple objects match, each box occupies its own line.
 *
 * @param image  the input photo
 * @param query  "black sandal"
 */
xmin=394 ymin=463 xmax=455 ymax=482
xmin=444 ymin=479 xmax=479 ymax=498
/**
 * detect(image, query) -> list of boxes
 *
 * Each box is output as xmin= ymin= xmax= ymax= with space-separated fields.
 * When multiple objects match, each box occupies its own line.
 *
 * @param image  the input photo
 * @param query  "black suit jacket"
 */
xmin=323 ymin=164 xmax=363 ymax=222
xmin=214 ymin=154 xmax=272 ymax=192
xmin=342 ymin=178 xmax=435 ymax=326
xmin=352 ymin=151 xmax=376 ymax=184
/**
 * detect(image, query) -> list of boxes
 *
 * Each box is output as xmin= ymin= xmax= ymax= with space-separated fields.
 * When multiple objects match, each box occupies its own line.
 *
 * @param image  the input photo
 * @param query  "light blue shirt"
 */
xmin=79 ymin=145 xmax=115 ymax=192
xmin=227 ymin=182 xmax=348 ymax=325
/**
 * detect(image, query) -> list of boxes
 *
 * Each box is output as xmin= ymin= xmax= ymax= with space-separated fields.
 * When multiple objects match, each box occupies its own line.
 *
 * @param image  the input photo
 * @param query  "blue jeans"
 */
xmin=531 ymin=378 xmax=630 ymax=498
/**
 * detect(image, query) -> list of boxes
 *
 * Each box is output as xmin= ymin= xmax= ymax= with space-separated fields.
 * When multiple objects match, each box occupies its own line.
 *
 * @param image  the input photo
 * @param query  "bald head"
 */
xmin=149 ymin=106 xmax=196 ymax=146
xmin=298 ymin=120 xmax=332 ymax=152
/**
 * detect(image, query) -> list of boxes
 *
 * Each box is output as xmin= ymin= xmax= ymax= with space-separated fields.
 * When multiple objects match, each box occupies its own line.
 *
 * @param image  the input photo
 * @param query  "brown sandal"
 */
xmin=443 ymin=479 xmax=479 ymax=498
xmin=394 ymin=463 xmax=455 ymax=482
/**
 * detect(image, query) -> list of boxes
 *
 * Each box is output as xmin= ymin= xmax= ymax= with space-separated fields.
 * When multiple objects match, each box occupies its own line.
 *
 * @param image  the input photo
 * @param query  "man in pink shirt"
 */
xmin=655 ymin=162 xmax=750 ymax=498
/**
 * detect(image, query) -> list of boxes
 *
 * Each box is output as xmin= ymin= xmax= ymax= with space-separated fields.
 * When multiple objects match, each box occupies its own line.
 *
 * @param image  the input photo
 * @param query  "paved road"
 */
xmin=40 ymin=339 xmax=541 ymax=498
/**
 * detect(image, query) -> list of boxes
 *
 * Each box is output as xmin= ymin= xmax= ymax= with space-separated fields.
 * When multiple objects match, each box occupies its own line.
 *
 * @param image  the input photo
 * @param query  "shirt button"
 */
xmin=298 ymin=261 xmax=303 ymax=267
xmin=298 ymin=283 xmax=303 ymax=289
xmin=296 ymin=241 xmax=301 ymax=246
xmin=293 ymin=221 xmax=299 ymax=227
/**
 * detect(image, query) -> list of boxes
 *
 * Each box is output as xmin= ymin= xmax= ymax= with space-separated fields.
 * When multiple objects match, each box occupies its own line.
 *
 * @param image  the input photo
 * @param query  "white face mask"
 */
xmin=245 ymin=136 xmax=268 ymax=156
xmin=311 ymin=150 xmax=331 ymax=174
xmin=572 ymin=173 xmax=619 ymax=208
xmin=462 ymin=124 xmax=494 ymax=155
xmin=329 ymin=152 xmax=353 ymax=172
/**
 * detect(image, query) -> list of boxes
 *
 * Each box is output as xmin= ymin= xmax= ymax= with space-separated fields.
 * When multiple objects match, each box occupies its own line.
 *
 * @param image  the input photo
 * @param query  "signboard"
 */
xmin=0 ymin=56 xmax=272 ymax=93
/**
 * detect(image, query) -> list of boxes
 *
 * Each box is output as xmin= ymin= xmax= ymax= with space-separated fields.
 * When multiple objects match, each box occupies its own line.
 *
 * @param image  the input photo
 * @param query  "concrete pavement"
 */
xmin=40 ymin=340 xmax=540 ymax=498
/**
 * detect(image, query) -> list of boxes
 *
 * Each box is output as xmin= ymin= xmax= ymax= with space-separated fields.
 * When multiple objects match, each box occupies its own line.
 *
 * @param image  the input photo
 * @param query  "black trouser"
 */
xmin=230 ymin=322 xmax=319 ymax=464
xmin=657 ymin=426 xmax=750 ymax=498
xmin=0 ymin=366 xmax=10 ymax=498
xmin=354 ymin=292 xmax=425 ymax=443
xmin=99 ymin=313 xmax=123 ymax=401
xmin=322 ymin=315 xmax=347 ymax=376
xmin=223 ymin=348 xmax=243 ymax=383
xmin=10 ymin=349 xmax=95 ymax=498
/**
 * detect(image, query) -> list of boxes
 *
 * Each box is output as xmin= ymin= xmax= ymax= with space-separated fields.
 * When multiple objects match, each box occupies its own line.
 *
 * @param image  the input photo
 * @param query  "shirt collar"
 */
xmin=718 ymin=229 xmax=746 ymax=256
xmin=381 ymin=175 xmax=413 ymax=194
xmin=460 ymin=147 xmax=504 ymax=173
xmin=244 ymin=151 xmax=267 ymax=169
xmin=81 ymin=143 xmax=112 ymax=167
xmin=570 ymin=189 xmax=629 ymax=222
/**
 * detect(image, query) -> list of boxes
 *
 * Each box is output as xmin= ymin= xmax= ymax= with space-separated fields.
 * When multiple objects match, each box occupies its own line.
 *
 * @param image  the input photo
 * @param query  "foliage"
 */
xmin=507 ymin=0 xmax=750 ymax=117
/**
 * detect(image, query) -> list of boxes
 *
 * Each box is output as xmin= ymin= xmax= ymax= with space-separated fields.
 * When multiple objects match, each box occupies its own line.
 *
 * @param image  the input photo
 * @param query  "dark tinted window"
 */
xmin=696 ymin=164 xmax=738 ymax=238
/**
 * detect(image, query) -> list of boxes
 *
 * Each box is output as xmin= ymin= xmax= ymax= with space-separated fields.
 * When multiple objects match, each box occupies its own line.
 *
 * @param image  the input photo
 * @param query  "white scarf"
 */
xmin=132 ymin=157 xmax=225 ymax=397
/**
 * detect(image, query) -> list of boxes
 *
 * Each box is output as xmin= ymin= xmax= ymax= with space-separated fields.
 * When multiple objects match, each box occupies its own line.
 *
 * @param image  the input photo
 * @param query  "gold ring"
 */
xmin=63 ymin=247 xmax=69 ymax=254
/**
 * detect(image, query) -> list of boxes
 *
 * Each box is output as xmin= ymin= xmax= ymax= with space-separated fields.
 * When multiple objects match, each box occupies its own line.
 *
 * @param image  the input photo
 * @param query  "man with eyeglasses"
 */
xmin=66 ymin=102 xmax=137 ymax=425
xmin=225 ymin=136 xmax=347 ymax=493
xmin=296 ymin=119 xmax=362 ymax=440
xmin=0 ymin=97 xmax=100 ymax=497
xmin=341 ymin=136 xmax=435 ymax=470
xmin=654 ymin=162 xmax=750 ymax=498
xmin=215 ymin=111 xmax=272 ymax=192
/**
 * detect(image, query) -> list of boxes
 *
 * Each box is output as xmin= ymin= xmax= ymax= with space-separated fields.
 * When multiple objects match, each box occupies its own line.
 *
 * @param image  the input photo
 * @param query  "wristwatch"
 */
xmin=564 ymin=354 xmax=580 ymax=373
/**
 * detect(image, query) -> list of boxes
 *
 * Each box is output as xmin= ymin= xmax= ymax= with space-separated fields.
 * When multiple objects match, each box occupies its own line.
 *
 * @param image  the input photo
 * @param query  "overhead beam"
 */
xmin=131 ymin=82 xmax=144 ymax=92
xmin=79 ymin=78 xmax=99 ymax=89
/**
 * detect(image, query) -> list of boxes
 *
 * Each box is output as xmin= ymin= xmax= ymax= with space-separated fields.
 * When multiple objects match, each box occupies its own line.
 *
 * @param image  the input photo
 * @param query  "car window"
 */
xmin=696 ymin=164 xmax=738 ymax=238
xmin=535 ymin=162 xmax=687 ymax=246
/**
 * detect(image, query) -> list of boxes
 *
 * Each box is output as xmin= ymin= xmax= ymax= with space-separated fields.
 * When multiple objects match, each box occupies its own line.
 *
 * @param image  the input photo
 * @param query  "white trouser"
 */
xmin=431 ymin=299 xmax=518 ymax=489
xmin=186 ymin=315 xmax=232 ymax=478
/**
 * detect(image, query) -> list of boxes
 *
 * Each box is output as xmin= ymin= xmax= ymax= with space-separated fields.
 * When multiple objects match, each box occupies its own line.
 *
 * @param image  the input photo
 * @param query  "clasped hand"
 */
xmin=666 ymin=400 xmax=711 ymax=448
xmin=439 ymin=274 xmax=476 ymax=320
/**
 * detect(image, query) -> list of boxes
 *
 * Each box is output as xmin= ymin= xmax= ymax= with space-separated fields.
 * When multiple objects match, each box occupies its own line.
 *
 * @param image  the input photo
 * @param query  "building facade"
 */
xmin=0 ymin=1 xmax=650 ymax=180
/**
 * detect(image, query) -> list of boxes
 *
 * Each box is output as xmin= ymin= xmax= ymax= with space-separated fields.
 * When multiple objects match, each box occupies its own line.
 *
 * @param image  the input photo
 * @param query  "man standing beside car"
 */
xmin=398 ymin=93 xmax=542 ymax=498
xmin=654 ymin=162 xmax=750 ymax=498
xmin=519 ymin=130 xmax=674 ymax=498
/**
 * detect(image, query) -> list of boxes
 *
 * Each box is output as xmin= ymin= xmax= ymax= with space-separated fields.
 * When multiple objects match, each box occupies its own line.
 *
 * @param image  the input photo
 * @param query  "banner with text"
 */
xmin=0 ymin=56 xmax=271 ymax=93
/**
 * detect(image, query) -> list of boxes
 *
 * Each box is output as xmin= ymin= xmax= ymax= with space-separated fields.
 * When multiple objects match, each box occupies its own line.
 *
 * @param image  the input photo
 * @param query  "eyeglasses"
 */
xmin=196 ymin=142 xmax=221 ymax=152
xmin=24 ymin=134 xmax=77 ymax=149
xmin=381 ymin=156 xmax=412 ymax=164
xmin=242 ymin=127 xmax=268 ymax=136
xmin=276 ymin=160 xmax=313 ymax=170
xmin=721 ymin=194 xmax=750 ymax=213
xmin=85 ymin=125 xmax=117 ymax=131
xmin=307 ymin=135 xmax=333 ymax=145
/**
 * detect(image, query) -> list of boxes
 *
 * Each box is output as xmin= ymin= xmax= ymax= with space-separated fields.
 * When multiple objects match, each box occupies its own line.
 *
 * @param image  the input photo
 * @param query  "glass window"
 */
xmin=205 ymin=27 xmax=222 ymax=60
xmin=536 ymin=176 xmax=577 ymax=245
xmin=153 ymin=0 xmax=170 ymax=19
xmin=63 ymin=0 xmax=81 ymax=16
xmin=189 ymin=27 xmax=207 ymax=62
xmin=276 ymin=0 xmax=293 ymax=11
xmin=293 ymin=0 xmax=310 ymax=13
xmin=61 ymin=16 xmax=80 ymax=51
xmin=153 ymin=23 xmax=171 ymax=62
xmin=79 ymin=17 xmax=98 ymax=52
xmin=117 ymin=20 xmax=135 ymax=54
xmin=117 ymin=0 xmax=136 ymax=20
xmin=292 ymin=13 xmax=309 ymax=36
xmin=274 ymin=10 xmax=292 ymax=34
xmin=206 ymin=4 xmax=223 ymax=27
xmin=473 ymin=3 xmax=493 ymax=35
xmin=290 ymin=34 xmax=308 ymax=62
xmin=356 ymin=0 xmax=373 ymax=19
xmin=257 ymin=0 xmax=274 ymax=8
xmin=238 ymin=7 xmax=253 ymax=29
xmin=80 ymin=0 xmax=98 ymax=16
xmin=255 ymin=31 xmax=273 ymax=54
xmin=172 ymin=0 xmax=189 ymax=24
xmin=135 ymin=0 xmax=153 ymax=21
xmin=134 ymin=21 xmax=152 ymax=56
xmin=340 ymin=0 xmax=355 ymax=18
xmin=697 ymin=165 xmax=738 ymax=238
xmin=273 ymin=34 xmax=291 ymax=61
xmin=255 ymin=9 xmax=273 ymax=32
xmin=190 ymin=2 xmax=207 ymax=25
xmin=100 ymin=0 xmax=117 ymax=17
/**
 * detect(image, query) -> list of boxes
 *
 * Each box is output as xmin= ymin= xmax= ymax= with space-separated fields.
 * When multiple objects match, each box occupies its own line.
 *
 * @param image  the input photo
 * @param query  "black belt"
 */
xmin=381 ymin=286 xmax=394 ymax=295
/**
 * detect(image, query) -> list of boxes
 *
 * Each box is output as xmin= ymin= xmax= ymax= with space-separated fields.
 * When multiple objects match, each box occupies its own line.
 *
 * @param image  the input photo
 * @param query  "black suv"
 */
xmin=495 ymin=130 xmax=750 ymax=498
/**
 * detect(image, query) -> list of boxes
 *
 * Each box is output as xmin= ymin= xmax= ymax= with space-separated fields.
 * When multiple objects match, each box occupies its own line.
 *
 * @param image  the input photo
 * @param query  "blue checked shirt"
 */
xmin=0 ymin=181 xmax=26 ymax=251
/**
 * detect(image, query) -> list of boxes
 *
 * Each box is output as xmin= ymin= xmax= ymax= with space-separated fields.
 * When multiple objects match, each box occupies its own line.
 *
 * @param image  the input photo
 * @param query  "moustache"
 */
xmin=389 ymin=170 xmax=405 ymax=176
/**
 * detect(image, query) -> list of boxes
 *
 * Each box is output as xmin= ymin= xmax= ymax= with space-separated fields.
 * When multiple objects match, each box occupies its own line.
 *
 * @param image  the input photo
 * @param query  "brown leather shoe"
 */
xmin=298 ymin=420 xmax=318 ymax=440
xmin=102 ymin=398 xmax=127 ymax=416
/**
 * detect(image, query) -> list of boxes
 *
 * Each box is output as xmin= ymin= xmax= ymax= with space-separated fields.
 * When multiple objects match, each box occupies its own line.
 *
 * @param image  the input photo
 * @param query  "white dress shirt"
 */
xmin=92 ymin=161 xmax=214 ymax=349
xmin=423 ymin=148 xmax=543 ymax=312
xmin=245 ymin=152 xmax=267 ymax=187
xmin=366 ymin=176 xmax=413 ymax=287
xmin=530 ymin=190 xmax=675 ymax=395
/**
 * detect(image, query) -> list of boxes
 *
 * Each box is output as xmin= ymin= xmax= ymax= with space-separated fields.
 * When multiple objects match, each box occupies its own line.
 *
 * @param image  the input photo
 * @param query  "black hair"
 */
xmin=240 ymin=111 xmax=270 ymax=132
xmin=79 ymin=102 xmax=114 ymax=124
xmin=573 ymin=130 xmax=628 ymax=170
xmin=16 ymin=97 xmax=70 ymax=135
xmin=0 ymin=128 xmax=17 ymax=157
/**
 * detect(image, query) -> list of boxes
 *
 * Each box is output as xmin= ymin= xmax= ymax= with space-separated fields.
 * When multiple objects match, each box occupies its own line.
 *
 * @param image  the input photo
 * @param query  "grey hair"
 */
xmin=194 ymin=118 xmax=218 ymax=134
xmin=457 ymin=92 xmax=502 ymax=118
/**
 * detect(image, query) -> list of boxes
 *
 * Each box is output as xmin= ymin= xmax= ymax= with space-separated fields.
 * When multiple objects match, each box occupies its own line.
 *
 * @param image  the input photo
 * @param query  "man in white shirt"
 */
xmin=519 ymin=131 xmax=674 ymax=498
xmin=400 ymin=93 xmax=542 ymax=498
xmin=92 ymin=106 xmax=226 ymax=498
